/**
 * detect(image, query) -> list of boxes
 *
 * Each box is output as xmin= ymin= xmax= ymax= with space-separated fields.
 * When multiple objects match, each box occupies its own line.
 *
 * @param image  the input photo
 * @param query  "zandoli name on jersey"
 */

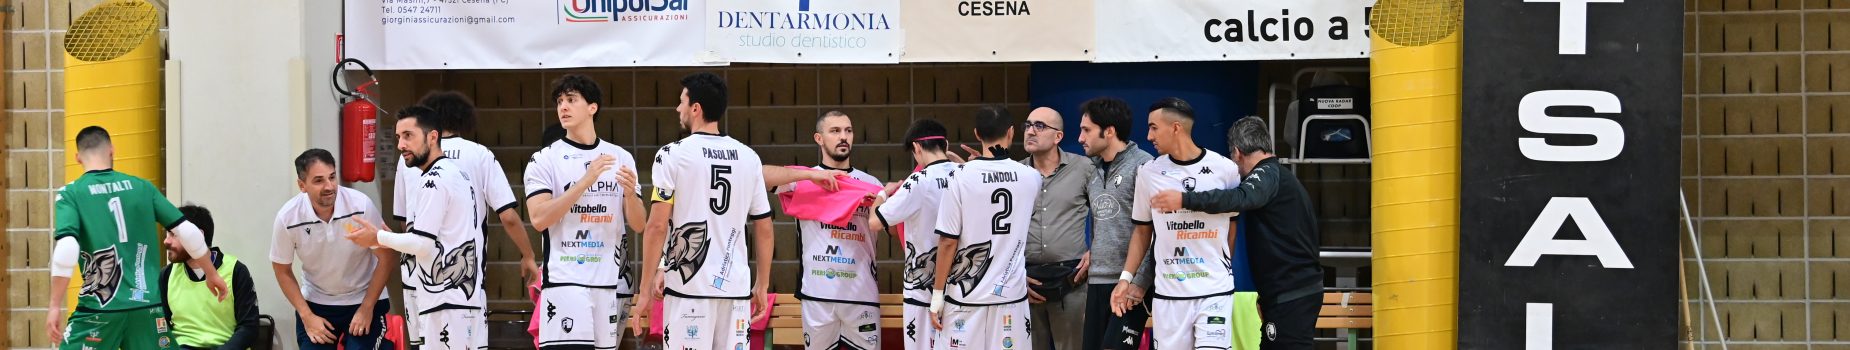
xmin=982 ymin=171 xmax=1018 ymax=183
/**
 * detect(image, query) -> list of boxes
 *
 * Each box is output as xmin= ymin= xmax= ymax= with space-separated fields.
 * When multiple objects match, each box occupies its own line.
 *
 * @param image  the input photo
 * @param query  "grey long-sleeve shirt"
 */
xmin=1086 ymin=144 xmax=1157 ymax=288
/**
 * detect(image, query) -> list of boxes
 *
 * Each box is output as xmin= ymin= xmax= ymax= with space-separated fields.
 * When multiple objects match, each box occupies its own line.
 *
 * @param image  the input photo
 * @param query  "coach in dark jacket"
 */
xmin=1150 ymin=116 xmax=1322 ymax=350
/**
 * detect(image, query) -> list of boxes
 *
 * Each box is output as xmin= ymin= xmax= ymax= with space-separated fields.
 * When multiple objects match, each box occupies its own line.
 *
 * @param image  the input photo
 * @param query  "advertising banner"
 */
xmin=345 ymin=0 xmax=715 ymax=69
xmin=1093 ymin=0 xmax=1374 ymax=62
xmin=703 ymin=0 xmax=904 ymax=63
xmin=901 ymin=0 xmax=1092 ymax=62
xmin=1458 ymin=0 xmax=1682 ymax=348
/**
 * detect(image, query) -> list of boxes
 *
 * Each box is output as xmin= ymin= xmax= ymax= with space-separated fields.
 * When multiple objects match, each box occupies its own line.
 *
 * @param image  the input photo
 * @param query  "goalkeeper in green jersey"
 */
xmin=46 ymin=126 xmax=228 ymax=350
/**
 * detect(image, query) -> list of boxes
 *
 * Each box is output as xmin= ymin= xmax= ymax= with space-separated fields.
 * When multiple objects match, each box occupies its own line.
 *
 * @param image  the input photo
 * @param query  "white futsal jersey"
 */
xmin=393 ymin=137 xmax=519 ymax=297
xmin=524 ymin=138 xmax=642 ymax=294
xmin=1132 ymin=149 xmax=1242 ymax=299
xmin=934 ymin=156 xmax=1041 ymax=306
xmin=403 ymin=157 xmax=488 ymax=313
xmin=877 ymin=160 xmax=958 ymax=306
xmin=651 ymin=132 xmax=772 ymax=299
xmin=782 ymin=166 xmax=882 ymax=305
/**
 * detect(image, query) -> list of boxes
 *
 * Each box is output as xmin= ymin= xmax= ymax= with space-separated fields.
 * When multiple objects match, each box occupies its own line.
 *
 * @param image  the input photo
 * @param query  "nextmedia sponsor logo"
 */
xmin=561 ymin=0 xmax=690 ymax=23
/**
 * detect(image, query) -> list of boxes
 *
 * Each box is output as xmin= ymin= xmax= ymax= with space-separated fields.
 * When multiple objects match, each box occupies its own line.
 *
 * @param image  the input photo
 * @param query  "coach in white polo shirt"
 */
xmin=271 ymin=149 xmax=398 ymax=350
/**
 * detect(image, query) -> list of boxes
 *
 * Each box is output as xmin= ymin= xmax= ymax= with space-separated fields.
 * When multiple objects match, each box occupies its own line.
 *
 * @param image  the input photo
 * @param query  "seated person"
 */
xmin=161 ymin=205 xmax=261 ymax=350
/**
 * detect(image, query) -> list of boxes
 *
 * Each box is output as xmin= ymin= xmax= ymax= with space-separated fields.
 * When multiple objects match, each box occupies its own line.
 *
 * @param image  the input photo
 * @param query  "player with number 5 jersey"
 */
xmin=635 ymin=72 xmax=776 ymax=350
xmin=929 ymin=106 xmax=1040 ymax=350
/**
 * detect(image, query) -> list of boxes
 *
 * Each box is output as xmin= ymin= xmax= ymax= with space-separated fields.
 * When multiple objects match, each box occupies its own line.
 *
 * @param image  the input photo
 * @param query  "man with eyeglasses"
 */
xmin=1017 ymin=107 xmax=1096 ymax=350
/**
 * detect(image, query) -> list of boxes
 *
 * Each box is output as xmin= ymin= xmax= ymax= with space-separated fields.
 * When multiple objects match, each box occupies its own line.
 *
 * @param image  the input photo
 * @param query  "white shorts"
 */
xmin=420 ymin=308 xmax=488 ymax=350
xmin=537 ymin=286 xmax=630 ymax=349
xmin=401 ymin=289 xmax=423 ymax=345
xmin=903 ymin=303 xmax=935 ymax=350
xmin=662 ymin=296 xmax=751 ymax=350
xmin=933 ymin=302 xmax=1030 ymax=350
xmin=802 ymin=300 xmax=881 ymax=350
xmin=1152 ymin=294 xmax=1234 ymax=350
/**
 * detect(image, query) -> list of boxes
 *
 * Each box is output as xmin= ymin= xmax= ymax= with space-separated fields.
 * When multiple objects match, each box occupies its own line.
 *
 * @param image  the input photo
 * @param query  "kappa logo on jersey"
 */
xmin=947 ymin=241 xmax=994 ymax=295
xmin=903 ymin=242 xmax=936 ymax=290
xmin=423 ymin=180 xmax=436 ymax=189
xmin=419 ymin=240 xmax=481 ymax=298
xmin=664 ymin=221 xmax=712 ymax=283
xmin=78 ymin=247 xmax=122 ymax=306
xmin=546 ymin=301 xmax=558 ymax=320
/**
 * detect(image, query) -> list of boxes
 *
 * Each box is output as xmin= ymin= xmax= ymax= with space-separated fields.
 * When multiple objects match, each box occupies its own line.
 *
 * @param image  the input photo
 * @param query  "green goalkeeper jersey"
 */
xmin=54 ymin=169 xmax=186 ymax=313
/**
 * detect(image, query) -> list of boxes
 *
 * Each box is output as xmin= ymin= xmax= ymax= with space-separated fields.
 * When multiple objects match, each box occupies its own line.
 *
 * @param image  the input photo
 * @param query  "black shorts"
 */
xmin=1259 ymin=294 xmax=1319 ymax=350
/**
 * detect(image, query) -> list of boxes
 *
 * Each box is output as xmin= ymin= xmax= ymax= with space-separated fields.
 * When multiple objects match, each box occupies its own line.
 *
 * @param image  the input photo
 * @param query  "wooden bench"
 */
xmin=1317 ymin=291 xmax=1372 ymax=350
xmin=767 ymin=293 xmax=906 ymax=346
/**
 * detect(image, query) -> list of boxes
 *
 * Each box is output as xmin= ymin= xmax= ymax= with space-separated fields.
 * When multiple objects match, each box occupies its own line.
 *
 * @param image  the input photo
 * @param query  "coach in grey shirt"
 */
xmin=1019 ymin=107 xmax=1094 ymax=350
xmin=1076 ymin=98 xmax=1155 ymax=350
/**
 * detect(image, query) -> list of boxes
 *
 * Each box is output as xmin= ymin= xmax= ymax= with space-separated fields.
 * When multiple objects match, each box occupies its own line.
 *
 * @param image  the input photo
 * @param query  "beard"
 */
xmin=827 ymin=143 xmax=852 ymax=162
xmin=405 ymin=149 xmax=431 ymax=169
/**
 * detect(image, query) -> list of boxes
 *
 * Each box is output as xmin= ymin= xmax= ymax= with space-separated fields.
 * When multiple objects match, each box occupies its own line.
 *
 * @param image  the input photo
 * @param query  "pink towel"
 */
xmin=778 ymin=169 xmax=882 ymax=227
xmin=527 ymin=281 xmax=542 ymax=348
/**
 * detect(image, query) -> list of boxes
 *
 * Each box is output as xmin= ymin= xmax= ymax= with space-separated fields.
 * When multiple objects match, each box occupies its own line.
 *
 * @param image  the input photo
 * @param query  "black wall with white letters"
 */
xmin=1459 ymin=0 xmax=1681 ymax=348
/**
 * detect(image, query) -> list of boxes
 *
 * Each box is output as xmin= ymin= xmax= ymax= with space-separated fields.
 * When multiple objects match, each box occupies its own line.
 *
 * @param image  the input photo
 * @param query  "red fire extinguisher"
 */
xmin=334 ymin=58 xmax=380 ymax=182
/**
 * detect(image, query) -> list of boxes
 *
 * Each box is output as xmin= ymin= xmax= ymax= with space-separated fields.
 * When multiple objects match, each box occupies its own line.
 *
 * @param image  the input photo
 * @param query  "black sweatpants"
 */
xmin=1081 ymin=283 xmax=1150 ymax=350
xmin=1259 ymin=294 xmax=1319 ymax=350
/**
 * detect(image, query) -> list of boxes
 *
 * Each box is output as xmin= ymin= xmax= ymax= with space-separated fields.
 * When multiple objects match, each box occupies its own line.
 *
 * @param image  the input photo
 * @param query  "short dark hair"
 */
xmin=681 ymin=72 xmax=728 ymax=123
xmin=1148 ymin=97 xmax=1196 ymax=123
xmin=294 ymin=149 xmax=338 ymax=180
xmin=75 ymin=126 xmax=111 ymax=154
xmin=419 ymin=91 xmax=477 ymax=134
xmin=1228 ymin=116 xmax=1275 ymax=156
xmin=396 ymin=105 xmax=441 ymax=135
xmin=540 ymin=124 xmax=567 ymax=147
xmin=178 ymin=204 xmax=215 ymax=245
xmin=973 ymin=105 xmax=1014 ymax=142
xmin=1081 ymin=97 xmax=1133 ymax=142
xmin=816 ymin=110 xmax=850 ymax=131
xmin=902 ymin=118 xmax=949 ymax=153
xmin=551 ymin=74 xmax=603 ymax=112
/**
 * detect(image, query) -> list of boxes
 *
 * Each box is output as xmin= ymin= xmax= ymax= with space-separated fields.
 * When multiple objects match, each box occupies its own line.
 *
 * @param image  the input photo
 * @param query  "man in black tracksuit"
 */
xmin=1150 ymin=116 xmax=1322 ymax=350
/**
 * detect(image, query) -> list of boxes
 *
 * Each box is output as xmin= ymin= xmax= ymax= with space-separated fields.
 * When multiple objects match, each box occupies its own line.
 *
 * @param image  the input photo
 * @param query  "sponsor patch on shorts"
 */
xmin=859 ymin=323 xmax=877 ymax=332
xmin=1207 ymin=316 xmax=1227 ymax=325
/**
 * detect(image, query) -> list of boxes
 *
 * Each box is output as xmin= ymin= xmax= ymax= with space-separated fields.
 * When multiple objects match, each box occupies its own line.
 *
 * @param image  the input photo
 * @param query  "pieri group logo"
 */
xmin=561 ymin=0 xmax=691 ymax=23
